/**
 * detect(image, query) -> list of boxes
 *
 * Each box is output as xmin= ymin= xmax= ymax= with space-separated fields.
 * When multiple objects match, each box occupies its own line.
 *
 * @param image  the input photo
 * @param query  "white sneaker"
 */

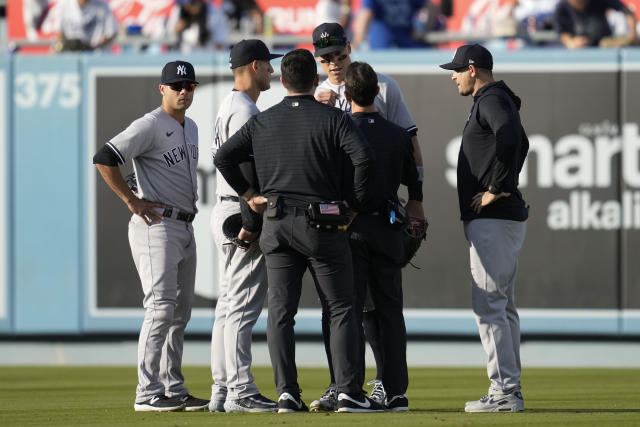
xmin=464 ymin=391 xmax=524 ymax=412
xmin=367 ymin=379 xmax=386 ymax=406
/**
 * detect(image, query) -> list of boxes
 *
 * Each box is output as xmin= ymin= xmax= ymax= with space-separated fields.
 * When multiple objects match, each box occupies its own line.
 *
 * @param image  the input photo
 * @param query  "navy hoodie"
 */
xmin=457 ymin=80 xmax=529 ymax=222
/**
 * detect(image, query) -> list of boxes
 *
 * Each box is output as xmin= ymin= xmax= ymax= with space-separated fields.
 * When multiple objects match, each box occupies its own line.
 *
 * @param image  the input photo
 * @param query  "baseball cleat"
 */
xmin=208 ymin=398 xmax=225 ymax=412
xmin=277 ymin=392 xmax=308 ymax=413
xmin=224 ymin=393 xmax=278 ymax=412
xmin=310 ymin=384 xmax=337 ymax=412
xmin=180 ymin=394 xmax=210 ymax=411
xmin=367 ymin=379 xmax=386 ymax=406
xmin=336 ymin=392 xmax=385 ymax=413
xmin=464 ymin=391 xmax=524 ymax=412
xmin=134 ymin=395 xmax=185 ymax=412
xmin=385 ymin=394 xmax=409 ymax=412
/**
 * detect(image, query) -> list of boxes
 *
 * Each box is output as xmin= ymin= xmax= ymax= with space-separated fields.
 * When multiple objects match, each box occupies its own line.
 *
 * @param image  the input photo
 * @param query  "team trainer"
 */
xmin=440 ymin=44 xmax=529 ymax=413
xmin=214 ymin=49 xmax=383 ymax=413
xmin=93 ymin=61 xmax=209 ymax=412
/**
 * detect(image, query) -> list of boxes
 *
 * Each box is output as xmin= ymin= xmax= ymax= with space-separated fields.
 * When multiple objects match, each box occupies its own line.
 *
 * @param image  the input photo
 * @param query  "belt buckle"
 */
xmin=162 ymin=207 xmax=174 ymax=218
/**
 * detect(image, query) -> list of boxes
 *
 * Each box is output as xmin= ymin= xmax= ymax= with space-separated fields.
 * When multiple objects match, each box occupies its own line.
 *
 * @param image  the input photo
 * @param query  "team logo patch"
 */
xmin=177 ymin=65 xmax=187 ymax=76
xmin=320 ymin=31 xmax=329 ymax=39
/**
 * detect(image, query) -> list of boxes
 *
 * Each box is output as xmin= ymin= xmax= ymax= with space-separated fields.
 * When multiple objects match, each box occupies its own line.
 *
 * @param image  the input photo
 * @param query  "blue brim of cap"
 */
xmin=314 ymin=44 xmax=345 ymax=57
xmin=439 ymin=61 xmax=465 ymax=70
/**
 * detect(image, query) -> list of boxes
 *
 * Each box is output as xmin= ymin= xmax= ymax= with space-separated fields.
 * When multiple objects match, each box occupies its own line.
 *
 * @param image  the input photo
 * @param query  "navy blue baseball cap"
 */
xmin=229 ymin=39 xmax=283 ymax=69
xmin=312 ymin=23 xmax=348 ymax=57
xmin=161 ymin=60 xmax=199 ymax=84
xmin=440 ymin=44 xmax=493 ymax=71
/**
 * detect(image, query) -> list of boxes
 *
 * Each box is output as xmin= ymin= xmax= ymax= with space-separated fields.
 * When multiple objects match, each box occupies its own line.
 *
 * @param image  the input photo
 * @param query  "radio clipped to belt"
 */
xmin=306 ymin=201 xmax=351 ymax=231
xmin=383 ymin=199 xmax=408 ymax=229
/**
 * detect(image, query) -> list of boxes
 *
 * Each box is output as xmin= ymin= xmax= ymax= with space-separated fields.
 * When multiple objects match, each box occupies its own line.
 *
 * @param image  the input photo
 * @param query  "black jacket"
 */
xmin=457 ymin=80 xmax=529 ymax=222
xmin=214 ymin=95 xmax=374 ymax=206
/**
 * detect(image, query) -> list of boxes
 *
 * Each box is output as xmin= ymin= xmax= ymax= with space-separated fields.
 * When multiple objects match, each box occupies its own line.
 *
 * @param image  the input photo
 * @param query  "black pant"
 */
xmin=260 ymin=210 xmax=360 ymax=396
xmin=321 ymin=215 xmax=408 ymax=396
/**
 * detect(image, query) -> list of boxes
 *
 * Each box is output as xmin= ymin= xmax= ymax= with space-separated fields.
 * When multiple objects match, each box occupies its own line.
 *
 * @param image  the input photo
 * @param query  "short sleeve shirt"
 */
xmin=213 ymin=90 xmax=260 ymax=197
xmin=108 ymin=107 xmax=199 ymax=213
xmin=56 ymin=0 xmax=118 ymax=49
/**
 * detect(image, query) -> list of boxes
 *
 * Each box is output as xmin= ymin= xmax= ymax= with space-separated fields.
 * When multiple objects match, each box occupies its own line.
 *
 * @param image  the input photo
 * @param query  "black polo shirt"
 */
xmin=214 ymin=95 xmax=374 ymax=207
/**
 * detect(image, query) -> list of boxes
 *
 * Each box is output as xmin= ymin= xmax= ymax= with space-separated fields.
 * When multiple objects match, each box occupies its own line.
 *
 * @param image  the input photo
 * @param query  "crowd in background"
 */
xmin=8 ymin=0 xmax=640 ymax=53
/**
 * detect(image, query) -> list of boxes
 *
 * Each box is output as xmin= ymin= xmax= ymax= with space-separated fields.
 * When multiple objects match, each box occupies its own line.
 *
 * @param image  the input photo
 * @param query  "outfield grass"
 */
xmin=1 ymin=366 xmax=639 ymax=426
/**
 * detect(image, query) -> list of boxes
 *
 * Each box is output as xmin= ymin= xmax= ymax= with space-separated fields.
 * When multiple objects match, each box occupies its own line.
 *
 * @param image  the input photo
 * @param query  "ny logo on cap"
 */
xmin=177 ymin=65 xmax=187 ymax=76
xmin=320 ymin=31 xmax=329 ymax=39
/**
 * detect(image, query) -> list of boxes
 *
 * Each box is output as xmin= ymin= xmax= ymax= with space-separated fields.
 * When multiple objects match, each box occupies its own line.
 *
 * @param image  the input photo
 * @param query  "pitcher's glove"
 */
xmin=222 ymin=213 xmax=251 ymax=250
xmin=402 ymin=217 xmax=428 ymax=268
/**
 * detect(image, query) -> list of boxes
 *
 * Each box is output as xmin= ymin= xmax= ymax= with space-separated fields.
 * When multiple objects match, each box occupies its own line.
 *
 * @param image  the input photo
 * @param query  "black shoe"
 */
xmin=224 ymin=393 xmax=278 ymax=412
xmin=337 ymin=392 xmax=385 ymax=413
xmin=385 ymin=394 xmax=409 ymax=412
xmin=277 ymin=392 xmax=309 ymax=413
xmin=134 ymin=395 xmax=185 ymax=412
xmin=180 ymin=394 xmax=210 ymax=412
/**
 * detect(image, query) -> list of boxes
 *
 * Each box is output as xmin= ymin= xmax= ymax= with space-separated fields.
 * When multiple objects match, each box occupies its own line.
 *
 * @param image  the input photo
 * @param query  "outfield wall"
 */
xmin=1 ymin=48 xmax=640 ymax=336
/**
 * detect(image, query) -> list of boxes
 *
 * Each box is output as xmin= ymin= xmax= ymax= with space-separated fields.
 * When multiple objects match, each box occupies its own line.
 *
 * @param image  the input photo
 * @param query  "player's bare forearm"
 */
xmin=95 ymin=164 xmax=164 ymax=224
xmin=405 ymin=199 xmax=424 ymax=219
xmin=411 ymin=135 xmax=423 ymax=166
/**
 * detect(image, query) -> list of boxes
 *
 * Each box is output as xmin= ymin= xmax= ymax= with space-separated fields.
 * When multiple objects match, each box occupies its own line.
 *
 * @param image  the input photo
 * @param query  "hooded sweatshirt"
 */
xmin=457 ymin=80 xmax=529 ymax=222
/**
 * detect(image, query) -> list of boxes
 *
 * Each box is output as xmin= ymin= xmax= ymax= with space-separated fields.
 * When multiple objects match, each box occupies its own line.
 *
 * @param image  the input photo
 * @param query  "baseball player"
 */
xmin=310 ymin=22 xmax=425 ymax=411
xmin=209 ymin=39 xmax=282 ymax=413
xmin=440 ymin=44 xmax=529 ymax=412
xmin=93 ymin=60 xmax=209 ymax=412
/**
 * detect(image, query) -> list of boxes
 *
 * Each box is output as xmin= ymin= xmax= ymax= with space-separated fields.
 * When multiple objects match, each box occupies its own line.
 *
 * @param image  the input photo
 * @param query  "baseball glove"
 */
xmin=402 ymin=217 xmax=428 ymax=268
xmin=221 ymin=213 xmax=251 ymax=250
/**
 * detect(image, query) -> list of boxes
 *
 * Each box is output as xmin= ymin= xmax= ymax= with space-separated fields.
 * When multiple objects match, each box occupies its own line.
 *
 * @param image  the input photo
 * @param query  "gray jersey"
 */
xmin=315 ymin=72 xmax=417 ymax=134
xmin=107 ymin=106 xmax=199 ymax=213
xmin=213 ymin=90 xmax=260 ymax=197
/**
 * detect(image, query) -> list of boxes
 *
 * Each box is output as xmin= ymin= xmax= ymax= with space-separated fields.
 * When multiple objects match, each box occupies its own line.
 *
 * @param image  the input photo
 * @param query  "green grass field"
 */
xmin=1 ymin=366 xmax=639 ymax=426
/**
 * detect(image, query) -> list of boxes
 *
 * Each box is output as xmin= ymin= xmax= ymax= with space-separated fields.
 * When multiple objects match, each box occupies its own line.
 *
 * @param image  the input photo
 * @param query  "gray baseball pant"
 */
xmin=464 ymin=218 xmax=526 ymax=394
xmin=210 ymin=199 xmax=268 ymax=401
xmin=129 ymin=214 xmax=196 ymax=403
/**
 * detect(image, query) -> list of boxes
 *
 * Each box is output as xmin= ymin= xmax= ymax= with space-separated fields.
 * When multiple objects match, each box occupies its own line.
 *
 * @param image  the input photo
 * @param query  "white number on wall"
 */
xmin=14 ymin=73 xmax=81 ymax=109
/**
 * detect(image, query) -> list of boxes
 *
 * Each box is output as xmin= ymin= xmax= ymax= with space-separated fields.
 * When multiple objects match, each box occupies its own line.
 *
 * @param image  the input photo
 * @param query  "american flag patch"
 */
xmin=319 ymin=203 xmax=340 ymax=215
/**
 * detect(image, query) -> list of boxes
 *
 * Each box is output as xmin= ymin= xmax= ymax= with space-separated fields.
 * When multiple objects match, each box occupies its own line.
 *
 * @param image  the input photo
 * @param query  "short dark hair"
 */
xmin=344 ymin=61 xmax=378 ymax=107
xmin=281 ymin=49 xmax=317 ymax=93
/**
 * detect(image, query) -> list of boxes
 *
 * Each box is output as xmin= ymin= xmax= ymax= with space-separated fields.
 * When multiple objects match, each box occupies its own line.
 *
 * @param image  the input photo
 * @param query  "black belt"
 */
xmin=281 ymin=206 xmax=307 ymax=216
xmin=220 ymin=195 xmax=239 ymax=202
xmin=162 ymin=207 xmax=195 ymax=223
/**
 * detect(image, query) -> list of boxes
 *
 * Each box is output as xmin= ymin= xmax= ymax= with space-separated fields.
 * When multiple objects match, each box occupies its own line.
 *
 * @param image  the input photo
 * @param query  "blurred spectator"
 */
xmin=52 ymin=0 xmax=118 ymax=52
xmin=223 ymin=0 xmax=263 ymax=35
xmin=22 ymin=0 xmax=50 ymax=41
xmin=554 ymin=0 xmax=638 ymax=48
xmin=352 ymin=0 xmax=429 ymax=49
xmin=461 ymin=0 xmax=519 ymax=38
xmin=315 ymin=0 xmax=352 ymax=30
xmin=167 ymin=0 xmax=229 ymax=52
xmin=512 ymin=0 xmax=559 ymax=45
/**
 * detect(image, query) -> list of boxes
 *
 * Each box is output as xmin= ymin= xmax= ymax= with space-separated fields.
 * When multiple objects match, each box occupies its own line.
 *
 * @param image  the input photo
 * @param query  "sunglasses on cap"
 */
xmin=168 ymin=82 xmax=197 ymax=92
xmin=319 ymin=53 xmax=348 ymax=64
xmin=313 ymin=36 xmax=347 ymax=49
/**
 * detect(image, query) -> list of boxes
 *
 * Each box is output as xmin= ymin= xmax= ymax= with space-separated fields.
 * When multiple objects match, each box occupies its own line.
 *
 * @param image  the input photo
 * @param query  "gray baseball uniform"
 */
xmin=107 ymin=106 xmax=199 ymax=403
xmin=315 ymin=72 xmax=417 ymax=133
xmin=210 ymin=90 xmax=268 ymax=403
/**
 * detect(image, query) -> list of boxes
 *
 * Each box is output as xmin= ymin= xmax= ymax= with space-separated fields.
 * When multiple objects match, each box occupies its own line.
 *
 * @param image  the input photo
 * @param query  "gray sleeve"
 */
xmin=383 ymin=76 xmax=418 ymax=134
xmin=108 ymin=116 xmax=154 ymax=163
